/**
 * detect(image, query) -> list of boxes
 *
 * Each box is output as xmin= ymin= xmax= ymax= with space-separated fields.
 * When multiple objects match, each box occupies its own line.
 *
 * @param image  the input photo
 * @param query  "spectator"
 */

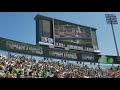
xmin=0 ymin=54 xmax=120 ymax=78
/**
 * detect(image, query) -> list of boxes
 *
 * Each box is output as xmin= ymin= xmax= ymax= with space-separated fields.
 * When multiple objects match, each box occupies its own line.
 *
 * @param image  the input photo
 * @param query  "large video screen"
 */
xmin=54 ymin=19 xmax=93 ymax=48
xmin=42 ymin=19 xmax=51 ymax=38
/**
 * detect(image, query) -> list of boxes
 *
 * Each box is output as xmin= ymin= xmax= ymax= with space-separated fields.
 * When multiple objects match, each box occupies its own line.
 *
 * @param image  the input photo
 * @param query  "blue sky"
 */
xmin=0 ymin=12 xmax=120 ymax=56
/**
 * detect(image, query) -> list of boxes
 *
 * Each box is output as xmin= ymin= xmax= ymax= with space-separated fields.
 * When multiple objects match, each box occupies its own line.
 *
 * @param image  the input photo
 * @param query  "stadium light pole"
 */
xmin=105 ymin=14 xmax=119 ymax=66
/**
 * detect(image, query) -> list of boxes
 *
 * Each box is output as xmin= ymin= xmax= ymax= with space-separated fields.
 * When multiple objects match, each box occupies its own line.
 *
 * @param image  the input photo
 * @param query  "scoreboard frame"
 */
xmin=34 ymin=14 xmax=100 ymax=53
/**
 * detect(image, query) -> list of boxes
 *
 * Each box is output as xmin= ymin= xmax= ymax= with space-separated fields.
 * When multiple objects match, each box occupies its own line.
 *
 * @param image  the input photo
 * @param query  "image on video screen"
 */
xmin=54 ymin=19 xmax=93 ymax=48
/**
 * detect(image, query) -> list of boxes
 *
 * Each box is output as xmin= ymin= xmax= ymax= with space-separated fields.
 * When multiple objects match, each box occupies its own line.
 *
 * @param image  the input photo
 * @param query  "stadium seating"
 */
xmin=0 ymin=53 xmax=120 ymax=78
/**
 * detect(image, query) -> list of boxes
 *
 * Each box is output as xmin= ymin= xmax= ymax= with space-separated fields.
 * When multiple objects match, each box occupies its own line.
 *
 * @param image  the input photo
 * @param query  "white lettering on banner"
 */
xmin=35 ymin=50 xmax=43 ymax=54
xmin=6 ymin=41 xmax=26 ymax=50
xmin=6 ymin=41 xmax=13 ymax=49
xmin=49 ymin=51 xmax=77 ymax=59
xmin=84 ymin=47 xmax=94 ymax=51
xmin=6 ymin=41 xmax=43 ymax=55
xmin=55 ymin=42 xmax=66 ymax=47
xmin=25 ymin=46 xmax=29 ymax=50
xmin=117 ymin=56 xmax=120 ymax=61
xmin=82 ymin=54 xmax=94 ymax=61
xmin=29 ymin=46 xmax=43 ymax=54
xmin=67 ymin=44 xmax=83 ymax=50
xmin=55 ymin=42 xmax=94 ymax=52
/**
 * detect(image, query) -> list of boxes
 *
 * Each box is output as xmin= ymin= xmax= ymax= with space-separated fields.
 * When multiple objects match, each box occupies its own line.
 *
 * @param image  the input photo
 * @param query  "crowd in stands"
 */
xmin=0 ymin=54 xmax=120 ymax=78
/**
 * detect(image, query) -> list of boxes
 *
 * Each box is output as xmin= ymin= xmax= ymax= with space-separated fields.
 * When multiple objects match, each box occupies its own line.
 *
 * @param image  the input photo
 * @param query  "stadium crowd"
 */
xmin=0 ymin=54 xmax=120 ymax=78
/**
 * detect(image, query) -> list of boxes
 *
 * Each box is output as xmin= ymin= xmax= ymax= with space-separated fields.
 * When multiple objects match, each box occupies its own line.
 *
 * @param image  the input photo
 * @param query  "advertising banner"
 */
xmin=114 ymin=56 xmax=120 ymax=64
xmin=0 ymin=37 xmax=43 ymax=56
xmin=97 ymin=55 xmax=116 ymax=64
xmin=0 ymin=37 xmax=118 ymax=64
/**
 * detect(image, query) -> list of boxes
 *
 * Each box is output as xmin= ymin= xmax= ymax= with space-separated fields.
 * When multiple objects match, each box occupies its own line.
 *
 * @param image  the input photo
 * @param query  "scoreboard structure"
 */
xmin=1 ymin=14 xmax=120 ymax=64
xmin=34 ymin=14 xmax=100 ymax=54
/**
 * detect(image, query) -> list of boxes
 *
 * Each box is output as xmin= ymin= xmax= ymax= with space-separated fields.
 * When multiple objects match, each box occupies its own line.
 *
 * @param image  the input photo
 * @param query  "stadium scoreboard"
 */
xmin=34 ymin=14 xmax=100 ymax=53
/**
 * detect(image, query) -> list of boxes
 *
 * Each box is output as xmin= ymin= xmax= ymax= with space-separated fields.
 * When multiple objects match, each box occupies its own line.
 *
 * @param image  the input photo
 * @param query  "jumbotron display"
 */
xmin=54 ymin=19 xmax=93 ymax=48
xmin=34 ymin=14 xmax=100 ymax=53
